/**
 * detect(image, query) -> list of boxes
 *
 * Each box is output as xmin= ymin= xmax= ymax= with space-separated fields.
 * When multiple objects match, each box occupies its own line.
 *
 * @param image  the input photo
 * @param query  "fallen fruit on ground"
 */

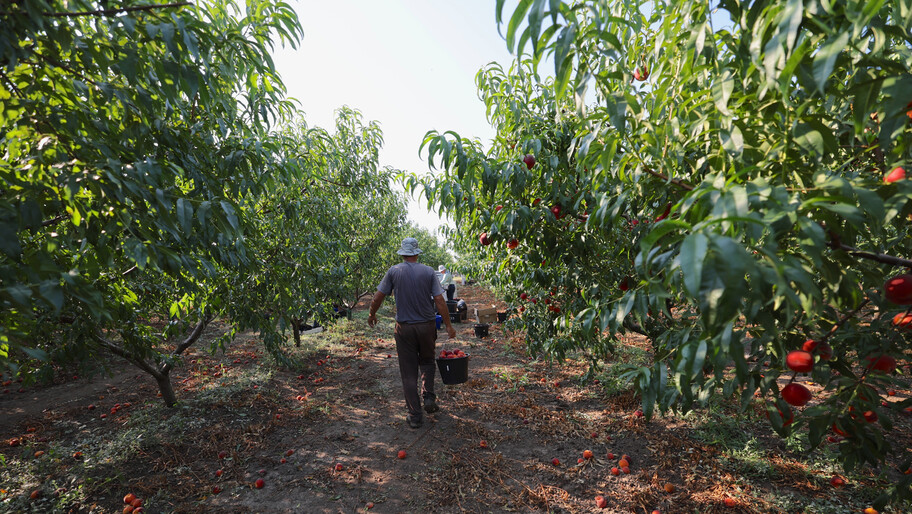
xmin=397 ymin=450 xmax=406 ymax=459
xmin=583 ymin=450 xmax=593 ymax=459
xmin=724 ymin=497 xmax=736 ymax=507
xmin=611 ymin=467 xmax=620 ymax=475
xmin=124 ymin=493 xmax=136 ymax=504
xmin=664 ymin=483 xmax=675 ymax=493
xmin=595 ymin=495 xmax=608 ymax=508
xmin=551 ymin=457 xmax=560 ymax=466
xmin=254 ymin=479 xmax=265 ymax=489
xmin=830 ymin=476 xmax=846 ymax=487
xmin=335 ymin=463 xmax=343 ymax=472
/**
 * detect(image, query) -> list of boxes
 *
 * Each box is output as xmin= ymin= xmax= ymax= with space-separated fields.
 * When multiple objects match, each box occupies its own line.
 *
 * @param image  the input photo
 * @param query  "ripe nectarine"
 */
xmin=781 ymin=383 xmax=811 ymax=406
xmin=786 ymin=351 xmax=814 ymax=373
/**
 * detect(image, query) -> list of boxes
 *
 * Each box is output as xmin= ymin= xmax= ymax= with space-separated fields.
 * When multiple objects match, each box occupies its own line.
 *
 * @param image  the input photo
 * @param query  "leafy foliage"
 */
xmin=411 ymin=0 xmax=912 ymax=506
xmin=0 ymin=2 xmax=413 ymax=407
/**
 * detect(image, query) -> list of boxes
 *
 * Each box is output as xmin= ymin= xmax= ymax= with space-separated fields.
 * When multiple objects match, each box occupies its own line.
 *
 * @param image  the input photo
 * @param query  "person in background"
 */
xmin=437 ymin=264 xmax=456 ymax=301
xmin=368 ymin=238 xmax=456 ymax=429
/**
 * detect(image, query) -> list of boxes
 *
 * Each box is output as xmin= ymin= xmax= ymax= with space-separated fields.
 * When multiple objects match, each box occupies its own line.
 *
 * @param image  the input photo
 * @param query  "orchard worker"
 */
xmin=368 ymin=237 xmax=457 ymax=429
xmin=437 ymin=264 xmax=456 ymax=301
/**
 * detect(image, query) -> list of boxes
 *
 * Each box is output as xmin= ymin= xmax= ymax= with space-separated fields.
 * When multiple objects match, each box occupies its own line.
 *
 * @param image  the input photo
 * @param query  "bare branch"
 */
xmin=829 ymin=241 xmax=912 ymax=269
xmin=92 ymin=331 xmax=162 ymax=379
xmin=643 ymin=166 xmax=694 ymax=191
xmin=160 ymin=316 xmax=212 ymax=374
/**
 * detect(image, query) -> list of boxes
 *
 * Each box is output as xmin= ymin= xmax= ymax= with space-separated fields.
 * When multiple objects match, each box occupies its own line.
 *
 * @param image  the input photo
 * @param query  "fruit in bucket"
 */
xmin=439 ymin=349 xmax=467 ymax=359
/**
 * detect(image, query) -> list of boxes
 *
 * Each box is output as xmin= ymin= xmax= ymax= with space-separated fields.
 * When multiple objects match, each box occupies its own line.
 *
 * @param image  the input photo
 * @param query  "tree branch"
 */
xmin=828 ymin=241 xmax=912 ymax=269
xmin=93 ymin=331 xmax=162 ymax=379
xmin=818 ymin=298 xmax=871 ymax=344
xmin=643 ymin=166 xmax=694 ymax=191
xmin=0 ymin=2 xmax=192 ymax=18
xmin=161 ymin=315 xmax=212 ymax=375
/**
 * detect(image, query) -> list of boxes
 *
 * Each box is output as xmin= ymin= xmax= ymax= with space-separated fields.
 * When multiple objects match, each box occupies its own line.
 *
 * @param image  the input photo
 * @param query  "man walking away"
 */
xmin=368 ymin=238 xmax=456 ymax=428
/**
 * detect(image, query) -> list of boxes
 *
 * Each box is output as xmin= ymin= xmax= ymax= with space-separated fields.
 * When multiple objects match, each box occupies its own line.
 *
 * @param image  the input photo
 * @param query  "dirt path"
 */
xmin=1 ymin=284 xmax=908 ymax=513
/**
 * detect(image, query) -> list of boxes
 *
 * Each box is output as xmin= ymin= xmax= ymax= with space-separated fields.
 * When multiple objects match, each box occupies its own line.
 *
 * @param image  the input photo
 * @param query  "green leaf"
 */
xmin=507 ymin=0 xmax=533 ymax=54
xmin=811 ymin=32 xmax=849 ymax=95
xmin=678 ymin=233 xmax=708 ymax=297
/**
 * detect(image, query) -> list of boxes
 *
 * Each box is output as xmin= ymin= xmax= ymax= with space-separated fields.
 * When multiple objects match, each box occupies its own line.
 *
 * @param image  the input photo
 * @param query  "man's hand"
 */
xmin=367 ymin=313 xmax=378 ymax=327
xmin=446 ymin=324 xmax=456 ymax=339
xmin=368 ymin=291 xmax=386 ymax=328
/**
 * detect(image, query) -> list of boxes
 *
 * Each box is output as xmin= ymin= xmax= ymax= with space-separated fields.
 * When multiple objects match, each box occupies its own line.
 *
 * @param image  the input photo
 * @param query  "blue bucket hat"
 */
xmin=396 ymin=237 xmax=423 ymax=256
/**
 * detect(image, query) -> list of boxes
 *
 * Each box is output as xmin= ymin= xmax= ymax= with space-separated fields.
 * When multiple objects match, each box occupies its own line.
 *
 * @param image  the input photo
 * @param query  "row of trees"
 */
xmin=0 ymin=1 xmax=446 ymax=406
xmin=408 ymin=0 xmax=912 ymax=507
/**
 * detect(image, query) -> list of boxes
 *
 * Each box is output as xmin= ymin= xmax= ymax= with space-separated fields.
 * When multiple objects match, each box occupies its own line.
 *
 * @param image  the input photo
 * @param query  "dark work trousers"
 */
xmin=394 ymin=320 xmax=438 ymax=419
xmin=445 ymin=284 xmax=456 ymax=301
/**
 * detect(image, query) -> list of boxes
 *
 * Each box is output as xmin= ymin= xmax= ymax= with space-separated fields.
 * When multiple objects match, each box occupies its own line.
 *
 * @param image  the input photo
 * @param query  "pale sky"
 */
xmin=272 ymin=1 xmax=518 ymax=236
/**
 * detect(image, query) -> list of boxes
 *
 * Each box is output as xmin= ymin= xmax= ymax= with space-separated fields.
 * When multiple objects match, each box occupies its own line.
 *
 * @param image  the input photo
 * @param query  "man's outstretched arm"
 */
xmin=367 ymin=291 xmax=386 ymax=327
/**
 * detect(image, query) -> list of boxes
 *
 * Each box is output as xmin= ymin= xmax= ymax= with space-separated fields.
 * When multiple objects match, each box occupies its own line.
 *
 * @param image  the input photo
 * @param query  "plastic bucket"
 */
xmin=449 ymin=312 xmax=460 ymax=324
xmin=473 ymin=323 xmax=489 ymax=338
xmin=436 ymin=356 xmax=469 ymax=385
xmin=446 ymin=300 xmax=458 ymax=313
xmin=497 ymin=311 xmax=508 ymax=323
xmin=435 ymin=314 xmax=442 ymax=330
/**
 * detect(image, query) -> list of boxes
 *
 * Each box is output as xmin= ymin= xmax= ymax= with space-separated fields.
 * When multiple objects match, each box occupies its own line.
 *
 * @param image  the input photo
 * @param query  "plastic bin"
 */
xmin=435 ymin=314 xmax=442 ymax=330
xmin=473 ymin=323 xmax=489 ymax=338
xmin=436 ymin=356 xmax=469 ymax=385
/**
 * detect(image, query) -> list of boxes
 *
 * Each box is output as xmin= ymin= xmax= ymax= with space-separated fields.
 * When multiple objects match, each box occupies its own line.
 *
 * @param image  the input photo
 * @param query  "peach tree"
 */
xmin=409 ymin=0 xmax=912 ymax=505
xmin=0 ymin=0 xmax=308 ymax=405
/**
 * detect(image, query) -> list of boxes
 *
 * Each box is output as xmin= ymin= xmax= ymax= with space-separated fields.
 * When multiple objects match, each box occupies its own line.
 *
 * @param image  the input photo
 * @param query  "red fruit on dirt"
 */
xmin=124 ymin=493 xmax=137 ymax=505
xmin=366 ymin=502 xmax=375 ymax=509
xmin=606 ymin=452 xmax=615 ymax=460
xmin=212 ymin=485 xmax=221 ymax=494
xmin=724 ymin=497 xmax=736 ymax=507
xmin=397 ymin=450 xmax=406 ymax=459
xmin=786 ymin=351 xmax=814 ymax=373
xmin=621 ymin=466 xmax=631 ymax=474
xmin=29 ymin=490 xmax=39 ymax=500
xmin=610 ymin=467 xmax=620 ymax=475
xmin=123 ymin=506 xmax=134 ymax=514
xmin=893 ymin=312 xmax=912 ymax=329
xmin=633 ymin=65 xmax=649 ymax=81
xmin=479 ymin=232 xmax=491 ymax=246
xmin=830 ymin=475 xmax=846 ymax=487
xmin=591 ymin=432 xmax=598 ymax=439
xmin=884 ymin=274 xmax=912 ymax=304
xmin=215 ymin=469 xmax=223 ymax=477
xmin=595 ymin=495 xmax=608 ymax=508
xmin=577 ymin=457 xmax=585 ymax=464
xmin=865 ymin=354 xmax=897 ymax=373
xmin=480 ymin=440 xmax=488 ymax=448
xmin=87 ymin=404 xmax=96 ymax=410
xmin=523 ymin=154 xmax=536 ymax=170
xmin=781 ymin=383 xmax=812 ymax=406
xmin=885 ymin=166 xmax=906 ymax=183
xmin=254 ymin=478 xmax=264 ymax=489
xmin=131 ymin=499 xmax=143 ymax=508
xmin=551 ymin=457 xmax=560 ymax=466
xmin=218 ymin=451 xmax=228 ymax=459
xmin=583 ymin=450 xmax=594 ymax=460
xmin=507 ymin=238 xmax=519 ymax=250
xmin=334 ymin=463 xmax=343 ymax=472
xmin=280 ymin=458 xmax=287 ymax=464
xmin=863 ymin=410 xmax=878 ymax=423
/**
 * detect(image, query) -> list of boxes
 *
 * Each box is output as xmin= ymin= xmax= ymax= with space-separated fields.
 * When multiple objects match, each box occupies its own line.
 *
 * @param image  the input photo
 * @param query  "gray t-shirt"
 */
xmin=377 ymin=261 xmax=444 ymax=323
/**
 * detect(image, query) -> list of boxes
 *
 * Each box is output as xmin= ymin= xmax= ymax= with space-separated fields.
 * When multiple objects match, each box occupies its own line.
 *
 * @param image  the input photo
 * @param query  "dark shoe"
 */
xmin=407 ymin=415 xmax=423 ymax=429
xmin=423 ymin=399 xmax=439 ymax=414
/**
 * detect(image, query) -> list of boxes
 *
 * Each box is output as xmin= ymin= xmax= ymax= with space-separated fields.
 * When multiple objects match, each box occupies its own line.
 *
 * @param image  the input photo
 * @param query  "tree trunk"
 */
xmin=293 ymin=317 xmax=301 ymax=347
xmin=154 ymin=372 xmax=178 ymax=407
